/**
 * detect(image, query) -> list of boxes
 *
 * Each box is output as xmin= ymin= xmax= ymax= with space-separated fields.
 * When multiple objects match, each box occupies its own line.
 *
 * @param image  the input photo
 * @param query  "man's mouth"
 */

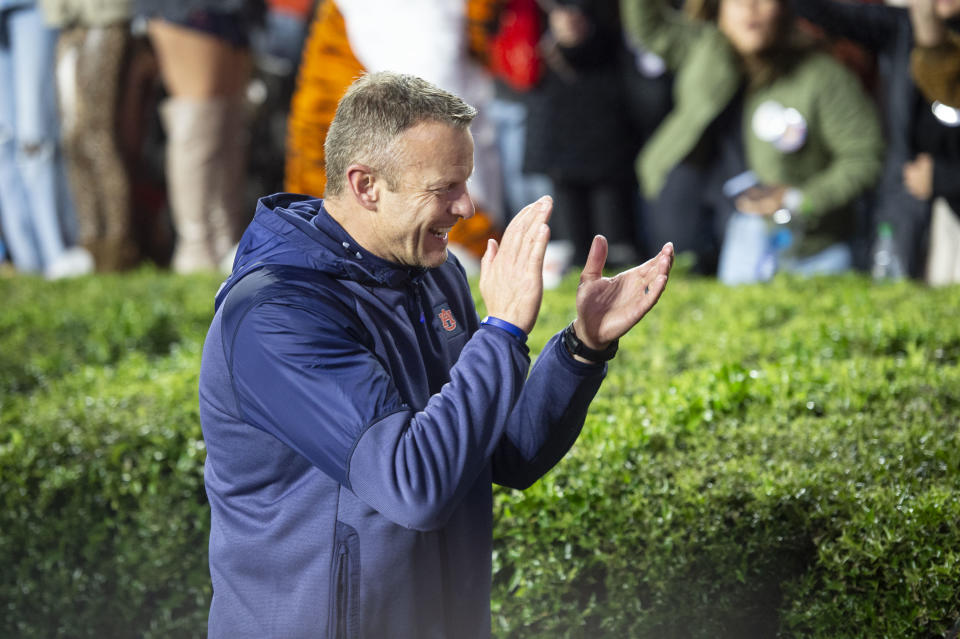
xmin=429 ymin=227 xmax=451 ymax=241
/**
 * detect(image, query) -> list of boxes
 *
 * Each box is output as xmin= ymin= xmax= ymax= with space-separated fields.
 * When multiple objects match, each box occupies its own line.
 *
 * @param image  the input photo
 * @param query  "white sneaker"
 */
xmin=45 ymin=246 xmax=95 ymax=280
xmin=543 ymin=241 xmax=574 ymax=290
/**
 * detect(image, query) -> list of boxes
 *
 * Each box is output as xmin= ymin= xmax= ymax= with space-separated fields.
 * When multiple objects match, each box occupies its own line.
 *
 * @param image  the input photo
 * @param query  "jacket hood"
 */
xmin=215 ymin=193 xmax=427 ymax=309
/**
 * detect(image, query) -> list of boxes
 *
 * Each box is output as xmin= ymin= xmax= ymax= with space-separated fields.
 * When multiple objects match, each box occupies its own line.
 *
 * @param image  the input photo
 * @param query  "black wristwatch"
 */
xmin=562 ymin=322 xmax=618 ymax=362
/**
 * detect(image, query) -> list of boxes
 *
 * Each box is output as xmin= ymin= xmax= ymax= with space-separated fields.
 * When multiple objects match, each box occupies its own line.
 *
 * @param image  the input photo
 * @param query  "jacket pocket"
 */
xmin=327 ymin=522 xmax=360 ymax=639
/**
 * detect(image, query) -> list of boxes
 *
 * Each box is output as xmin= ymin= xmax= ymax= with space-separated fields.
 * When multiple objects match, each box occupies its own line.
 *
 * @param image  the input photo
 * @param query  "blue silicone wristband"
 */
xmin=479 ymin=316 xmax=527 ymax=344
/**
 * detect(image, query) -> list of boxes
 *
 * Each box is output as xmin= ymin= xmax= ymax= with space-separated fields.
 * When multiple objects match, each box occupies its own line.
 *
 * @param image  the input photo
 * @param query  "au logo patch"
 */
xmin=433 ymin=303 xmax=464 ymax=337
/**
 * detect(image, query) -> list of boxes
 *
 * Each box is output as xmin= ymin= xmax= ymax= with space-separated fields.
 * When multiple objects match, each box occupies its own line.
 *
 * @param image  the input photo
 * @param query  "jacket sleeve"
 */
xmin=228 ymin=295 xmax=533 ymax=532
xmin=797 ymin=58 xmax=885 ymax=217
xmin=491 ymin=332 xmax=606 ymax=489
xmin=790 ymin=0 xmax=900 ymax=51
xmin=620 ymin=0 xmax=699 ymax=71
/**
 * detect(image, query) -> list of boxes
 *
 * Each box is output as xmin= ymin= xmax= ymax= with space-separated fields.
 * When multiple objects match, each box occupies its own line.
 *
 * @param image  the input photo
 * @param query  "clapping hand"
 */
xmin=573 ymin=237 xmax=674 ymax=353
xmin=479 ymin=196 xmax=553 ymax=335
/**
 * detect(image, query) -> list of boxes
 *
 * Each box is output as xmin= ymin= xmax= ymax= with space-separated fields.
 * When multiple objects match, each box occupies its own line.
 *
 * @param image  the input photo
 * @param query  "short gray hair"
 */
xmin=324 ymin=72 xmax=478 ymax=196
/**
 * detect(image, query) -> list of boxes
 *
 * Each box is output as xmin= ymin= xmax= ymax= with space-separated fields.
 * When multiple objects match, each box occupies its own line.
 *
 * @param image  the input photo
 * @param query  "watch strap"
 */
xmin=562 ymin=322 xmax=618 ymax=362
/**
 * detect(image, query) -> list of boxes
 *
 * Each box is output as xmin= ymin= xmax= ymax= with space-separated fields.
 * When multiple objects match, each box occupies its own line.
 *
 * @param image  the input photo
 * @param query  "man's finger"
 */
xmin=522 ymin=197 xmax=553 ymax=246
xmin=645 ymin=273 xmax=669 ymax=307
xmin=498 ymin=202 xmax=536 ymax=254
xmin=631 ymin=272 xmax=669 ymax=322
xmin=481 ymin=238 xmax=498 ymax=267
xmin=634 ymin=244 xmax=673 ymax=297
xmin=503 ymin=196 xmax=552 ymax=250
xmin=527 ymin=221 xmax=551 ymax=273
xmin=630 ymin=242 xmax=670 ymax=281
xmin=580 ymin=235 xmax=608 ymax=284
xmin=658 ymin=243 xmax=675 ymax=275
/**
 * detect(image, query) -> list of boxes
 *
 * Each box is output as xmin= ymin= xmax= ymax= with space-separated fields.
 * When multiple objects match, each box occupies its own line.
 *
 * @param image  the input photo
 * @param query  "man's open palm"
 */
xmin=574 ymin=237 xmax=674 ymax=350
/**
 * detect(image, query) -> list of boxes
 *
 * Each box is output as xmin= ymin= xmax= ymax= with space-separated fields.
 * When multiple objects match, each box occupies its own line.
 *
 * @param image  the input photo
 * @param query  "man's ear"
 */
xmin=345 ymin=164 xmax=380 ymax=211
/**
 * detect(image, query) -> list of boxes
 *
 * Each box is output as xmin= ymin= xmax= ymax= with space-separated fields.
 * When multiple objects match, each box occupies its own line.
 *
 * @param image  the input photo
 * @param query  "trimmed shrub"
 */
xmin=490 ymin=273 xmax=960 ymax=638
xmin=0 ymin=271 xmax=219 ymax=638
xmin=2 ymin=270 xmax=959 ymax=638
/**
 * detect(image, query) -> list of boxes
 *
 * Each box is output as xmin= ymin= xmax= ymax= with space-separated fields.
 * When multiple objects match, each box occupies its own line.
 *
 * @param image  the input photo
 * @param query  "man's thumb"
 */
xmin=580 ymin=235 xmax=608 ymax=283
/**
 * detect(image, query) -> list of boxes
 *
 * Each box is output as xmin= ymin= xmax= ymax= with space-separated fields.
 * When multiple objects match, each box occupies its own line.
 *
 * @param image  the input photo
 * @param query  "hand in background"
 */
xmin=736 ymin=185 xmax=788 ymax=216
xmin=903 ymin=153 xmax=934 ymax=201
xmin=573 ymin=238 xmax=674 ymax=352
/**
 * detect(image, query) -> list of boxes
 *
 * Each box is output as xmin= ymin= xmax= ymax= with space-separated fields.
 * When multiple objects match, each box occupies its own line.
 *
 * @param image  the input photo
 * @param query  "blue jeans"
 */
xmin=0 ymin=5 xmax=72 ymax=273
xmin=252 ymin=8 xmax=309 ymax=70
xmin=489 ymin=97 xmax=552 ymax=220
xmin=718 ymin=212 xmax=852 ymax=285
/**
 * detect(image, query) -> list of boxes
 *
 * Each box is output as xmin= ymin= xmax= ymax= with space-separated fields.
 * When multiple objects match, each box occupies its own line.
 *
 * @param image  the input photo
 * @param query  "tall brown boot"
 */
xmin=160 ymin=96 xmax=239 ymax=273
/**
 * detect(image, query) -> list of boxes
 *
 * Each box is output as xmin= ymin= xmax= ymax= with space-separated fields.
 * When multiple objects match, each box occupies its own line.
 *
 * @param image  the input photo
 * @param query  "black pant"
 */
xmin=550 ymin=177 xmax=639 ymax=267
xmin=643 ymin=93 xmax=747 ymax=275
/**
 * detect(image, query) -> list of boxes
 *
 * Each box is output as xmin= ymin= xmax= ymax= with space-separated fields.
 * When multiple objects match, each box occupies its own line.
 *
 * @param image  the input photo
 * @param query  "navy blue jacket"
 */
xmin=198 ymin=194 xmax=607 ymax=638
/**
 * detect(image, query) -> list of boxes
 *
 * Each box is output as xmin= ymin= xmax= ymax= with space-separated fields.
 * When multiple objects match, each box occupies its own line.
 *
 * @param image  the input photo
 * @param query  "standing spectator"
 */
xmin=791 ymin=0 xmax=960 ymax=279
xmin=910 ymin=0 xmax=960 ymax=107
xmin=909 ymin=0 xmax=960 ymax=284
xmin=254 ymin=0 xmax=311 ymax=71
xmin=525 ymin=0 xmax=647 ymax=287
xmin=621 ymin=35 xmax=674 ymax=258
xmin=486 ymin=0 xmax=555 ymax=232
xmin=0 ymin=0 xmax=92 ymax=278
xmin=622 ymin=0 xmax=884 ymax=283
xmin=242 ymin=0 xmax=314 ymax=217
xmin=136 ymin=0 xmax=263 ymax=273
xmin=41 ymin=0 xmax=139 ymax=272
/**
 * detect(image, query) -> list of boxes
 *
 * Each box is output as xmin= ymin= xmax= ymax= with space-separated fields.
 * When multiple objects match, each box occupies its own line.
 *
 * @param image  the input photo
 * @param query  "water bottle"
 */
xmin=871 ymin=222 xmax=904 ymax=281
xmin=756 ymin=208 xmax=802 ymax=281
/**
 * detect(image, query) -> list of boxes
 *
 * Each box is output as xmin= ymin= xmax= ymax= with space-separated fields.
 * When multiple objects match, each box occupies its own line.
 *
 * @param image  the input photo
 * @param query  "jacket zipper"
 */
xmin=332 ymin=541 xmax=351 ymax=639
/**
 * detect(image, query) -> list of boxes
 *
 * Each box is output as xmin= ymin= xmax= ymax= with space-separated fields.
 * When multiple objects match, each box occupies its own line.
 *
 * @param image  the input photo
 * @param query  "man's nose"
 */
xmin=452 ymin=189 xmax=476 ymax=220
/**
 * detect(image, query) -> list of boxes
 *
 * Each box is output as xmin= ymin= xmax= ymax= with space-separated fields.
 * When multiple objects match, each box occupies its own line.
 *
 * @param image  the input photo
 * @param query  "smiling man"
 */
xmin=198 ymin=71 xmax=674 ymax=639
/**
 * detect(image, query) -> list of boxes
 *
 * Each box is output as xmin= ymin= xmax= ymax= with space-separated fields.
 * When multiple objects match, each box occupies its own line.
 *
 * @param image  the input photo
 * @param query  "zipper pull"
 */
xmin=411 ymin=278 xmax=427 ymax=324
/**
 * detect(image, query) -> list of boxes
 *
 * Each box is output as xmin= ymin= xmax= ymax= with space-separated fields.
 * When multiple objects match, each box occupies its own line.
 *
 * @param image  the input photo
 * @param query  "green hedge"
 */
xmin=1 ymin=269 xmax=958 ymax=638
xmin=0 ymin=269 xmax=217 ymax=638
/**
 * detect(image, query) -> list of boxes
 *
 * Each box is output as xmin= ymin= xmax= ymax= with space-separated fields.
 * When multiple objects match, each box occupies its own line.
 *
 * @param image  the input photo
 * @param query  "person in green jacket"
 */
xmin=622 ymin=0 xmax=884 ymax=283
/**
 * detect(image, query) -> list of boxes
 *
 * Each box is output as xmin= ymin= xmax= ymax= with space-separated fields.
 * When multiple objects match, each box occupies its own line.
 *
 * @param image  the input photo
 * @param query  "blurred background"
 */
xmin=0 ymin=0 xmax=956 ymax=287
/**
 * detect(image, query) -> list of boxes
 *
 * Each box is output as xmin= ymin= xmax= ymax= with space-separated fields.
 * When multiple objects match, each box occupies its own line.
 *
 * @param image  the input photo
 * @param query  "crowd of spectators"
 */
xmin=0 ymin=0 xmax=957 ymax=285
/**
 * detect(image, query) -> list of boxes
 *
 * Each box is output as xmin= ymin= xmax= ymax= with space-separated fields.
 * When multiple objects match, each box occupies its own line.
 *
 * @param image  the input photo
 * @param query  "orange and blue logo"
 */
xmin=433 ymin=303 xmax=463 ymax=337
xmin=438 ymin=308 xmax=457 ymax=331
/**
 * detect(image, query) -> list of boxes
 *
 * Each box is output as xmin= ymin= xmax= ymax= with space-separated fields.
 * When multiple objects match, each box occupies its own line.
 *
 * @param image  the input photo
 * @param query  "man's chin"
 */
xmin=425 ymin=250 xmax=449 ymax=269
xmin=411 ymin=249 xmax=448 ymax=270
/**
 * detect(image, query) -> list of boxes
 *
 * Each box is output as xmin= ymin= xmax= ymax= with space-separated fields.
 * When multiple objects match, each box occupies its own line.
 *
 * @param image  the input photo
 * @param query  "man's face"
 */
xmin=372 ymin=121 xmax=475 ymax=269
